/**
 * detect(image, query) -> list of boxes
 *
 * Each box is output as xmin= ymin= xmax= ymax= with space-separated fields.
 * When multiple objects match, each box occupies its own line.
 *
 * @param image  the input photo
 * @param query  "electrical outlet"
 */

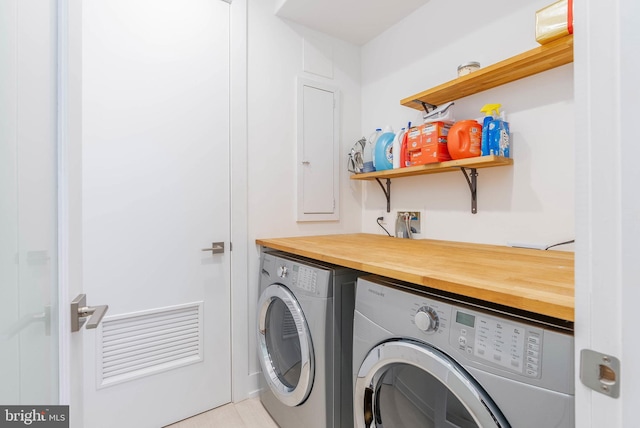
xmin=396 ymin=211 xmax=421 ymax=234
xmin=377 ymin=211 xmax=387 ymax=224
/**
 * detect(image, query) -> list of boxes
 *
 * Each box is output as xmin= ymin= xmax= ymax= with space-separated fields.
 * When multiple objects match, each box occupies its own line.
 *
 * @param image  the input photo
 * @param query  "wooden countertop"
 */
xmin=256 ymin=233 xmax=574 ymax=322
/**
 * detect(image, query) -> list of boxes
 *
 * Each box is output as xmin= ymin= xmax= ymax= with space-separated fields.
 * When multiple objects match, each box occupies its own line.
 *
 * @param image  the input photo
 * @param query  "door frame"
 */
xmin=228 ymin=0 xmax=250 ymax=403
xmin=574 ymin=0 xmax=639 ymax=425
xmin=58 ymin=0 xmax=250 ymax=424
xmin=58 ymin=1 xmax=85 ymax=421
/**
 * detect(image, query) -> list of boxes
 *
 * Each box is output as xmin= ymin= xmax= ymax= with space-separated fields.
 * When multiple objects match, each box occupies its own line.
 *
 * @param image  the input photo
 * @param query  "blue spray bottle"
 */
xmin=491 ymin=110 xmax=510 ymax=158
xmin=480 ymin=104 xmax=501 ymax=156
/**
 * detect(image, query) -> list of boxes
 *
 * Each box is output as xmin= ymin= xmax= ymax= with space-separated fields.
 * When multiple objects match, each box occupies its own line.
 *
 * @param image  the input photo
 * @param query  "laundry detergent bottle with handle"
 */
xmin=480 ymin=103 xmax=501 ymax=156
xmin=392 ymin=127 xmax=406 ymax=169
xmin=374 ymin=125 xmax=395 ymax=171
xmin=363 ymin=128 xmax=381 ymax=172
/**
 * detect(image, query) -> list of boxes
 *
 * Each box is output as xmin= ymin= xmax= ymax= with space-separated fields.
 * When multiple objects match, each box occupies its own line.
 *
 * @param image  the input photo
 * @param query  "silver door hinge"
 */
xmin=580 ymin=349 xmax=620 ymax=398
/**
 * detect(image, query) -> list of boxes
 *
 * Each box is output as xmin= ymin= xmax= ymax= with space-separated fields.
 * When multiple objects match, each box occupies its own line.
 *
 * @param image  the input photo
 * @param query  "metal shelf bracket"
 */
xmin=370 ymin=167 xmax=481 ymax=214
xmin=374 ymin=178 xmax=391 ymax=213
xmin=421 ymin=101 xmax=437 ymax=114
xmin=460 ymin=167 xmax=478 ymax=214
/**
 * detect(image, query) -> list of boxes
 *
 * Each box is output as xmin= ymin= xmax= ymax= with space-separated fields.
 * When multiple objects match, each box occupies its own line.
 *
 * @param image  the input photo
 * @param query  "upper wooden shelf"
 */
xmin=350 ymin=155 xmax=513 ymax=181
xmin=400 ymin=35 xmax=574 ymax=110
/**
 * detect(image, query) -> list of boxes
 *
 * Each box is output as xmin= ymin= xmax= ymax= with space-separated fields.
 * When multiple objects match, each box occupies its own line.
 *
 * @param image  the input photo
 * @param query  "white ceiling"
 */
xmin=275 ymin=0 xmax=430 ymax=46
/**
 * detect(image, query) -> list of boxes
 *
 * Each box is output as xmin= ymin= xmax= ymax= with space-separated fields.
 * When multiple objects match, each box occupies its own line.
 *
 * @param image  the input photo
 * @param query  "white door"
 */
xmin=80 ymin=1 xmax=231 ymax=427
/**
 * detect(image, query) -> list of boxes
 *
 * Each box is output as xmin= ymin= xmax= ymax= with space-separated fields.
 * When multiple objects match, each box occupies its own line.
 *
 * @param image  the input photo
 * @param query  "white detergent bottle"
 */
xmin=363 ymin=128 xmax=381 ymax=172
xmin=392 ymin=128 xmax=406 ymax=169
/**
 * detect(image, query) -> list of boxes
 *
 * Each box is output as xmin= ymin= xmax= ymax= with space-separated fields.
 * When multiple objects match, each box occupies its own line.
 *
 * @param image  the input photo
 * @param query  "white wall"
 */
xmin=360 ymin=0 xmax=574 ymax=248
xmin=245 ymin=0 xmax=363 ymax=389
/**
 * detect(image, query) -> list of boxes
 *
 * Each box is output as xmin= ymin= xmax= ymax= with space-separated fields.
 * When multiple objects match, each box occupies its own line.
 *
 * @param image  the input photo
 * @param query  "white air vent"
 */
xmin=97 ymin=302 xmax=203 ymax=388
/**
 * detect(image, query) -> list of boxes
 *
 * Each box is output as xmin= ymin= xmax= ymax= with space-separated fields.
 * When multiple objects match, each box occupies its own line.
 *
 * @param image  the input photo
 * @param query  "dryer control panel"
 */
xmin=449 ymin=308 xmax=543 ymax=378
xmin=291 ymin=264 xmax=319 ymax=294
xmin=266 ymin=256 xmax=331 ymax=298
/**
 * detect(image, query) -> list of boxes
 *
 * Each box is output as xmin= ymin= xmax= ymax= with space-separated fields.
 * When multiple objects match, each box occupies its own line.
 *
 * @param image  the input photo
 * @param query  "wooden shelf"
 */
xmin=350 ymin=156 xmax=512 ymax=214
xmin=400 ymin=35 xmax=574 ymax=110
xmin=359 ymin=36 xmax=572 ymax=212
xmin=350 ymin=155 xmax=513 ymax=181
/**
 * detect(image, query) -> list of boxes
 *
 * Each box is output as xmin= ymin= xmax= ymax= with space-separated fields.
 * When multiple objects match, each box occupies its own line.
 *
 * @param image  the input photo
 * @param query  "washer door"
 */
xmin=257 ymin=283 xmax=315 ymax=407
xmin=354 ymin=339 xmax=510 ymax=428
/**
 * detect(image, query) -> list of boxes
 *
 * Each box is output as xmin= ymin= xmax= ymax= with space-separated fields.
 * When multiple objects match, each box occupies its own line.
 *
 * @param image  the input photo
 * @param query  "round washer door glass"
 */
xmin=257 ymin=283 xmax=314 ymax=407
xmin=354 ymin=340 xmax=510 ymax=428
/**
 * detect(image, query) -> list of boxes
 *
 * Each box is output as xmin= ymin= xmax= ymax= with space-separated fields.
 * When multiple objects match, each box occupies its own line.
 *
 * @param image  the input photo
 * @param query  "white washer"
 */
xmin=257 ymin=251 xmax=360 ymax=428
xmin=353 ymin=276 xmax=574 ymax=428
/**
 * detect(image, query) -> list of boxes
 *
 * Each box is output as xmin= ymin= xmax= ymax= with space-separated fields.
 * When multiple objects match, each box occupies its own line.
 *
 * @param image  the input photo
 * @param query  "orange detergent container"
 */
xmin=399 ymin=127 xmax=411 ymax=167
xmin=405 ymin=122 xmax=452 ymax=166
xmin=447 ymin=120 xmax=483 ymax=159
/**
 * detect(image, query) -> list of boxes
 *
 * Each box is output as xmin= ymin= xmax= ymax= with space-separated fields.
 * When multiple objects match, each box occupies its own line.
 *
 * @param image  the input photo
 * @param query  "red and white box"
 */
xmin=407 ymin=122 xmax=452 ymax=166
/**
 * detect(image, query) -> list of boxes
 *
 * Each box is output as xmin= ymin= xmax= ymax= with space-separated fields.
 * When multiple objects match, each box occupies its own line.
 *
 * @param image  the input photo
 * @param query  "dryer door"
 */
xmin=355 ymin=339 xmax=510 ymax=428
xmin=257 ymin=283 xmax=315 ymax=407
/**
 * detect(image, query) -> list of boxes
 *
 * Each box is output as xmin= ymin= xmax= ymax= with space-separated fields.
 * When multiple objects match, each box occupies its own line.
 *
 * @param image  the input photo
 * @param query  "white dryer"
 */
xmin=353 ymin=276 xmax=574 ymax=428
xmin=257 ymin=251 xmax=360 ymax=428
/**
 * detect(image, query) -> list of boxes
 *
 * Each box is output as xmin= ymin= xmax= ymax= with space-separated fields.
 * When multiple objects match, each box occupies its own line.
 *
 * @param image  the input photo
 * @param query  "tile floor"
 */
xmin=164 ymin=397 xmax=278 ymax=428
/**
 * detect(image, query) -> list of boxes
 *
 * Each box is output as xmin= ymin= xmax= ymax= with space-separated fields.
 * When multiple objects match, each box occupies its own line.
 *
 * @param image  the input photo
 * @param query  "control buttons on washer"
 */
xmin=277 ymin=266 xmax=289 ymax=278
xmin=294 ymin=266 xmax=318 ymax=293
xmin=523 ymin=334 xmax=542 ymax=377
xmin=415 ymin=306 xmax=439 ymax=333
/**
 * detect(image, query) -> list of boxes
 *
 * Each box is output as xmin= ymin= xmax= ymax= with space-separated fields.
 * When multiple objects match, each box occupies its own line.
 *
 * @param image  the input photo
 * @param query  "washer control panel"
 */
xmin=414 ymin=306 xmax=439 ymax=332
xmin=289 ymin=264 xmax=319 ymax=294
xmin=449 ymin=308 xmax=543 ymax=378
xmin=411 ymin=300 xmax=450 ymax=336
xmin=276 ymin=265 xmax=289 ymax=278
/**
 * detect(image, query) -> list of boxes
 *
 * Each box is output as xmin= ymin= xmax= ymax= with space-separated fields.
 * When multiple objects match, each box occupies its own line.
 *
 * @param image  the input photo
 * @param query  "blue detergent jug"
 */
xmin=374 ymin=126 xmax=395 ymax=171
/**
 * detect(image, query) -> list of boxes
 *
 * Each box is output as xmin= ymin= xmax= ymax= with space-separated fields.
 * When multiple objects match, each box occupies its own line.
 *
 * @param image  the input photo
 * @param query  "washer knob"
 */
xmin=415 ymin=307 xmax=439 ymax=332
xmin=277 ymin=265 xmax=288 ymax=278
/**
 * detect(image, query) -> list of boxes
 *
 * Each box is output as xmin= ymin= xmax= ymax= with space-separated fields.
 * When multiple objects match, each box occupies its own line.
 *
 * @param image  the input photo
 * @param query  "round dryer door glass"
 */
xmin=265 ymin=298 xmax=303 ymax=388
xmin=257 ymin=284 xmax=314 ymax=407
xmin=354 ymin=340 xmax=510 ymax=428
xmin=374 ymin=364 xmax=477 ymax=427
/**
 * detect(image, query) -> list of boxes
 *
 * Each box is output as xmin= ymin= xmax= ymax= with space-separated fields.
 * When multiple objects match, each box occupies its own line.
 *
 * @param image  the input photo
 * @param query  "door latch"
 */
xmin=71 ymin=294 xmax=109 ymax=332
xmin=580 ymin=349 xmax=621 ymax=398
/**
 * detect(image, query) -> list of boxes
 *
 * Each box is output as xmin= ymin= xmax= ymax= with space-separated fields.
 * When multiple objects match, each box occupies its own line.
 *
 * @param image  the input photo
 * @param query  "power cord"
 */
xmin=377 ymin=217 xmax=392 ymax=237
xmin=545 ymin=239 xmax=575 ymax=250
